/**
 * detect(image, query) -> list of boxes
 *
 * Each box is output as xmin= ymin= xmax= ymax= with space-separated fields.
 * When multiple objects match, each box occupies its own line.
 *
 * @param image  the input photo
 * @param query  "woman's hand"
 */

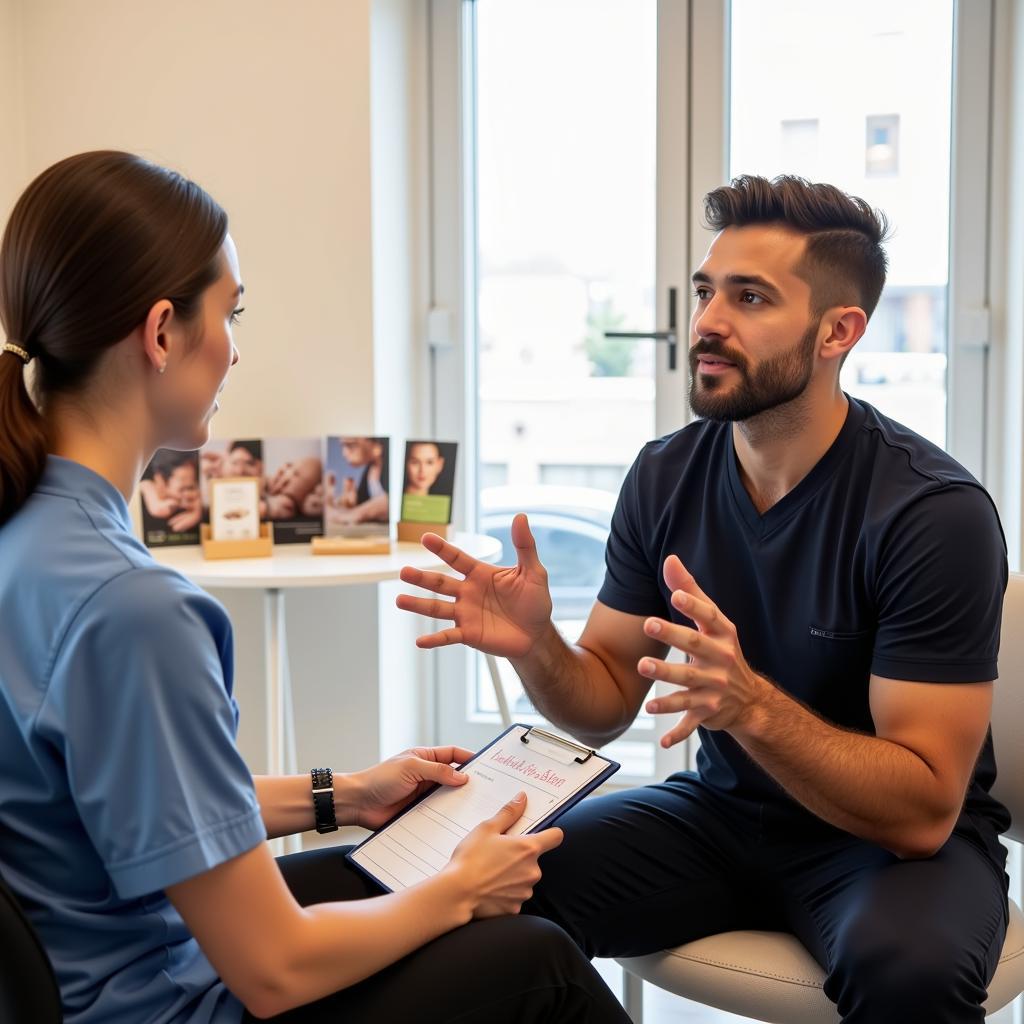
xmin=444 ymin=793 xmax=564 ymax=918
xmin=343 ymin=746 xmax=474 ymax=830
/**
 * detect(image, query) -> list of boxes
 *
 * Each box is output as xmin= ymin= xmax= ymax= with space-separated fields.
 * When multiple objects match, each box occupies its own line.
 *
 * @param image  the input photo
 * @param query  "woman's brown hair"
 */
xmin=0 ymin=150 xmax=227 ymax=525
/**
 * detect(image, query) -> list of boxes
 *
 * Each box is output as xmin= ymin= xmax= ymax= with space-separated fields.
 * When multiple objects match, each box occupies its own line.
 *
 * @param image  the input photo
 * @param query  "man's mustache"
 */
xmin=690 ymin=338 xmax=748 ymax=372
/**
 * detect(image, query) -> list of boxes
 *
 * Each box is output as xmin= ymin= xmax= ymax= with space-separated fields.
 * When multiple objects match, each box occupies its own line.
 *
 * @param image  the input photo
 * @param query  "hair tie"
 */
xmin=2 ymin=342 xmax=31 ymax=364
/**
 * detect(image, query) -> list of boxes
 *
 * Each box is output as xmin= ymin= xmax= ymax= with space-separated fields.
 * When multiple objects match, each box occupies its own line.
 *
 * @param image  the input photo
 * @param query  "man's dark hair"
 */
xmin=703 ymin=175 xmax=890 ymax=320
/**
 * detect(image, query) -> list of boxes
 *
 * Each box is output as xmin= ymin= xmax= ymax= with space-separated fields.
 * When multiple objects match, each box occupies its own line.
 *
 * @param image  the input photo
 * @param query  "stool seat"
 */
xmin=617 ymin=896 xmax=1024 ymax=1023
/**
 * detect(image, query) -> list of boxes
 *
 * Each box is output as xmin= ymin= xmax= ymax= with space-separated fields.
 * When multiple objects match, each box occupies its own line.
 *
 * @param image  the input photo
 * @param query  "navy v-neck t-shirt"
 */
xmin=598 ymin=397 xmax=1009 ymax=858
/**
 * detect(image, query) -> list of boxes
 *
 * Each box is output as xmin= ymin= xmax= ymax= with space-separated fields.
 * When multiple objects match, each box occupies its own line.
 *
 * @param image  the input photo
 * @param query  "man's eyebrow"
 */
xmin=691 ymin=271 xmax=783 ymax=300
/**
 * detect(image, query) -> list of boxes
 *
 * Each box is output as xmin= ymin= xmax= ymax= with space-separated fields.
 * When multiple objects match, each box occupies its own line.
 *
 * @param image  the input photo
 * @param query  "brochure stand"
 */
xmin=200 ymin=522 xmax=274 ymax=560
xmin=396 ymin=521 xmax=450 ymax=544
xmin=310 ymin=535 xmax=392 ymax=556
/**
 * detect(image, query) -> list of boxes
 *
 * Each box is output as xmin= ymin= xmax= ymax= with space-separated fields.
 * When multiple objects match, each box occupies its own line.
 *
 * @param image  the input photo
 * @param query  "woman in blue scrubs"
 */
xmin=0 ymin=151 xmax=628 ymax=1024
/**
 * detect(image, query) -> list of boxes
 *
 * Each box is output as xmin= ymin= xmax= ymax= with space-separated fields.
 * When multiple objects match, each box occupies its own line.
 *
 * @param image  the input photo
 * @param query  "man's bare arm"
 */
xmin=730 ymin=677 xmax=992 ymax=858
xmin=509 ymin=602 xmax=666 ymax=748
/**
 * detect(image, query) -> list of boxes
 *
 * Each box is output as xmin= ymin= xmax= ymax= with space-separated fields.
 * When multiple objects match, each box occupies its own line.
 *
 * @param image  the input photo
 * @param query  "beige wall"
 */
xmin=16 ymin=0 xmax=379 ymax=436
xmin=0 ymin=0 xmax=25 ymax=273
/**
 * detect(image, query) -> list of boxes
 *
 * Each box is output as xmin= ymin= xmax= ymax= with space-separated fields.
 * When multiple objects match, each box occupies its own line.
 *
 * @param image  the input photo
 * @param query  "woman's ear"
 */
xmin=141 ymin=300 xmax=176 ymax=374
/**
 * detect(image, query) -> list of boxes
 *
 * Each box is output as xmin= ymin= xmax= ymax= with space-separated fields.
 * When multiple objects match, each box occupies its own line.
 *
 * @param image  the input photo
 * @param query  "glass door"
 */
xmin=430 ymin=0 xmax=691 ymax=783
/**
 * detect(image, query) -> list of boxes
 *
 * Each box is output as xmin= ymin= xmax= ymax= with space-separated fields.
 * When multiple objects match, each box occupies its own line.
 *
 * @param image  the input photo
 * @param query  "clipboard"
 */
xmin=347 ymin=724 xmax=620 ymax=893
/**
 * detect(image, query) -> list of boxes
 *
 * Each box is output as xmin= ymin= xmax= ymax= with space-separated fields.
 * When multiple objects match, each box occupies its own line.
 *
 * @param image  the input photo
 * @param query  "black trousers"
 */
xmin=523 ymin=772 xmax=1010 ymax=1024
xmin=240 ymin=845 xmax=630 ymax=1024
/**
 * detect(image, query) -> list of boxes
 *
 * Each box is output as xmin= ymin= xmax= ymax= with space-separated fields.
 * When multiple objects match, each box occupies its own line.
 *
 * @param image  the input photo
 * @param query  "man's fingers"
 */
xmin=663 ymin=555 xmax=714 ymax=606
xmin=486 ymin=791 xmax=528 ymax=833
xmin=637 ymin=657 xmax=725 ymax=691
xmin=395 ymin=594 xmax=456 ymax=621
xmin=420 ymin=532 xmax=480 ymax=576
xmin=645 ymin=688 xmax=722 ymax=718
xmin=399 ymin=566 xmax=460 ymax=597
xmin=414 ymin=627 xmax=465 ymax=650
xmin=642 ymin=617 xmax=727 ymax=663
xmin=660 ymin=711 xmax=704 ymax=749
xmin=668 ymin=588 xmax=733 ymax=637
xmin=510 ymin=513 xmax=545 ymax=573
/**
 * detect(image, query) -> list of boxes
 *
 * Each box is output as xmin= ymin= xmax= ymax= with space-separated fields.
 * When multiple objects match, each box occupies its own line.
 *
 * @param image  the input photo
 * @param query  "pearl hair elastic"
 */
xmin=2 ymin=342 xmax=30 ymax=364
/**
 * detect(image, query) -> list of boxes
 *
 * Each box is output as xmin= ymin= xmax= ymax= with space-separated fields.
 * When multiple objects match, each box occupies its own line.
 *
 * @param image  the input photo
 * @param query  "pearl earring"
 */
xmin=158 ymin=364 xmax=166 ymax=375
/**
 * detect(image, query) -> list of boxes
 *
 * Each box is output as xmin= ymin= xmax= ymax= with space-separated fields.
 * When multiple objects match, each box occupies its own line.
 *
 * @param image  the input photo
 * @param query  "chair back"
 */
xmin=0 ymin=868 xmax=62 ymax=1023
xmin=991 ymin=572 xmax=1024 ymax=844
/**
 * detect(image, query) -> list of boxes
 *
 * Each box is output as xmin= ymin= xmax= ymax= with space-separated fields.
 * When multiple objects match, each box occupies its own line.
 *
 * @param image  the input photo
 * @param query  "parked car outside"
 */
xmin=479 ymin=485 xmax=616 ymax=715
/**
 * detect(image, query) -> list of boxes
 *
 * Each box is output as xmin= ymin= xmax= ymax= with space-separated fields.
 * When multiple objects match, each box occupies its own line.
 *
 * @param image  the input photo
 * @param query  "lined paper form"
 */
xmin=349 ymin=725 xmax=616 ymax=892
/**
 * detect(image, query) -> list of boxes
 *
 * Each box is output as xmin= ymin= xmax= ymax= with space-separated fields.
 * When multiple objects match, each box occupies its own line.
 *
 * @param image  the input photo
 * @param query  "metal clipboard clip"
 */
xmin=520 ymin=726 xmax=595 ymax=765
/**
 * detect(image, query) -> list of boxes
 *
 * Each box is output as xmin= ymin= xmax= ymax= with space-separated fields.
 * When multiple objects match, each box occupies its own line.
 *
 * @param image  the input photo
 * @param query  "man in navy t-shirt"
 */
xmin=398 ymin=175 xmax=1009 ymax=1023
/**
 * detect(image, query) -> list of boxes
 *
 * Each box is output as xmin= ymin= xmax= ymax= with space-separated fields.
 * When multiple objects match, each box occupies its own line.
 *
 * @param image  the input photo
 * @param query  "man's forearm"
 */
xmin=508 ymin=623 xmax=636 ymax=747
xmin=732 ymin=685 xmax=956 ymax=858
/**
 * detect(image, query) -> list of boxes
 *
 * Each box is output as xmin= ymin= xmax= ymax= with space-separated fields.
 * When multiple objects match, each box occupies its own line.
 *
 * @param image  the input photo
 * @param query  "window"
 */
xmin=780 ymin=118 xmax=820 ymax=177
xmin=866 ymin=113 xmax=900 ymax=176
xmin=538 ymin=463 xmax=627 ymax=491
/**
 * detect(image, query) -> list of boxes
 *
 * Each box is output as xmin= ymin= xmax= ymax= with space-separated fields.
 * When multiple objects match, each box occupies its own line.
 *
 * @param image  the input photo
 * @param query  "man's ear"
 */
xmin=819 ymin=306 xmax=868 ymax=365
xmin=141 ymin=300 xmax=176 ymax=373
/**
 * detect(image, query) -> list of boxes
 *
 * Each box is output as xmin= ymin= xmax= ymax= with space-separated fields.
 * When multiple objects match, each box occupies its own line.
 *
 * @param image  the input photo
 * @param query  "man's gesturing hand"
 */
xmin=637 ymin=555 xmax=772 ymax=748
xmin=395 ymin=513 xmax=554 ymax=658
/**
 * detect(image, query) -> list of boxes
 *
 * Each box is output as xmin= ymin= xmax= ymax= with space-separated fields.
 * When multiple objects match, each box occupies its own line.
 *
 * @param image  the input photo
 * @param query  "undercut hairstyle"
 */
xmin=703 ymin=175 xmax=890 ymax=320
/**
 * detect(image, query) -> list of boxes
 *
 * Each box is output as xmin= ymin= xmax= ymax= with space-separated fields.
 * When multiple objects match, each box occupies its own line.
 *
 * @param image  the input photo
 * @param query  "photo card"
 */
xmin=323 ymin=436 xmax=391 ymax=538
xmin=400 ymin=440 xmax=458 ymax=524
xmin=139 ymin=449 xmax=202 ymax=547
xmin=209 ymin=477 xmax=262 ymax=542
xmin=262 ymin=438 xmax=325 ymax=544
xmin=200 ymin=438 xmax=264 ymax=521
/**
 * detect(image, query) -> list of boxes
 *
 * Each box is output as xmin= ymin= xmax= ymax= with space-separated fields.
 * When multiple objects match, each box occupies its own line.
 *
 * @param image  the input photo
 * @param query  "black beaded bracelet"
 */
xmin=310 ymin=768 xmax=338 ymax=834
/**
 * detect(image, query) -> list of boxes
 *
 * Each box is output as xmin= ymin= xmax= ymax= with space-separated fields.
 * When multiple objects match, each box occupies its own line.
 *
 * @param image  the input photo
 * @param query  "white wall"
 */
xmin=1 ymin=0 xmax=433 ymax=775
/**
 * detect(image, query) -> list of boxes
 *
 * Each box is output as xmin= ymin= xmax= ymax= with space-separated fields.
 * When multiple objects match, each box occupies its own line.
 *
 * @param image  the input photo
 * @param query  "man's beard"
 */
xmin=688 ymin=319 xmax=819 ymax=422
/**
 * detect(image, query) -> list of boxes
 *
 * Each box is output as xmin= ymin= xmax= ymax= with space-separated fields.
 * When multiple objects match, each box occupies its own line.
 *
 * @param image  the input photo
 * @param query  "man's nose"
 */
xmin=692 ymin=294 xmax=731 ymax=340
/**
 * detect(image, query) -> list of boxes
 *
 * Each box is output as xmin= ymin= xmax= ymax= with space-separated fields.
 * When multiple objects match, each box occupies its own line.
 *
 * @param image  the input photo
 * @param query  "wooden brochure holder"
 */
xmin=396 ymin=521 xmax=450 ymax=544
xmin=311 ymin=535 xmax=392 ymax=556
xmin=200 ymin=522 xmax=274 ymax=560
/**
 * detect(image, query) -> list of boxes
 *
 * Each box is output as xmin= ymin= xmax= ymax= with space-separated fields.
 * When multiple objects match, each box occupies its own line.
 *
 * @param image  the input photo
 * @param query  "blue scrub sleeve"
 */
xmin=40 ymin=567 xmax=266 ymax=900
xmin=871 ymin=484 xmax=1007 ymax=683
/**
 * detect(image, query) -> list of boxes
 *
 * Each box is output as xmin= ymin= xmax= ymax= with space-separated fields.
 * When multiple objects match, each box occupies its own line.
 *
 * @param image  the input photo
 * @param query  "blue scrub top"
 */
xmin=0 ymin=456 xmax=266 ymax=1024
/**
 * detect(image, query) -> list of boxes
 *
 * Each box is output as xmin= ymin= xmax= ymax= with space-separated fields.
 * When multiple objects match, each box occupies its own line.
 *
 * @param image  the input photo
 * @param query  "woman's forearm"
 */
xmin=254 ymin=774 xmax=363 ymax=839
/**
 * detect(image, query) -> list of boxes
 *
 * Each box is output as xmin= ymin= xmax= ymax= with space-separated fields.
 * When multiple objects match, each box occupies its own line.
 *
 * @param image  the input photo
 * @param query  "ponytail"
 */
xmin=0 ymin=351 xmax=46 ymax=525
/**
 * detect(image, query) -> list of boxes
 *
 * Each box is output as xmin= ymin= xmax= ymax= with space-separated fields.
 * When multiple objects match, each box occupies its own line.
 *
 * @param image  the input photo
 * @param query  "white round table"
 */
xmin=153 ymin=533 xmax=502 ymax=853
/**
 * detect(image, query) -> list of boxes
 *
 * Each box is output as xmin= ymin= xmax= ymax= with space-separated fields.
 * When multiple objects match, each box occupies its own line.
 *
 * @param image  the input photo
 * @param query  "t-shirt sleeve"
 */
xmin=41 ymin=568 xmax=266 ymax=900
xmin=597 ymin=450 xmax=666 ymax=617
xmin=871 ymin=484 xmax=1007 ymax=683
